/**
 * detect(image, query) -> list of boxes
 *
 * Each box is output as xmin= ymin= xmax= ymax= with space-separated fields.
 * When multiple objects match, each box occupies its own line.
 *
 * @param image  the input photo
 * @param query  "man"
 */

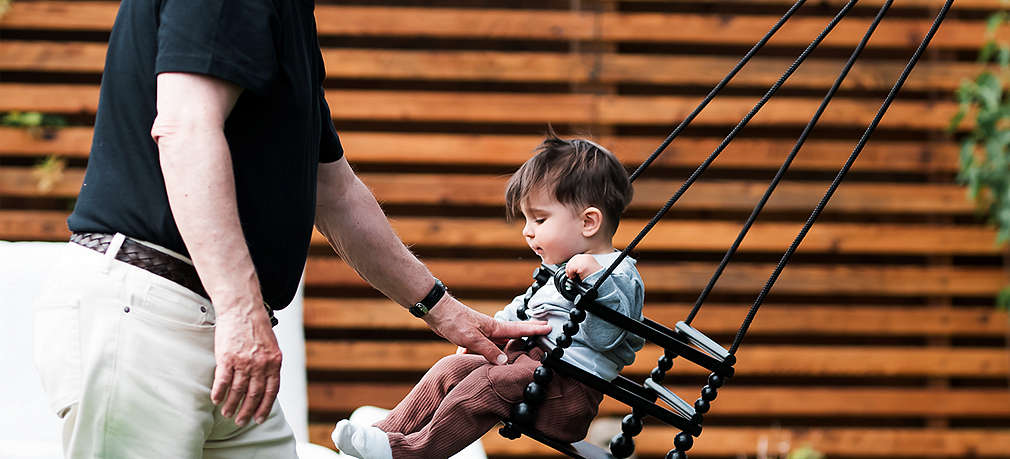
xmin=32 ymin=0 xmax=551 ymax=457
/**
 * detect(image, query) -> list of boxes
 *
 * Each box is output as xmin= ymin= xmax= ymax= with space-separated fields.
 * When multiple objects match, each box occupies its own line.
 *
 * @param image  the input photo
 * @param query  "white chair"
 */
xmin=275 ymin=275 xmax=342 ymax=458
xmin=0 ymin=240 xmax=338 ymax=458
xmin=0 ymin=241 xmax=66 ymax=459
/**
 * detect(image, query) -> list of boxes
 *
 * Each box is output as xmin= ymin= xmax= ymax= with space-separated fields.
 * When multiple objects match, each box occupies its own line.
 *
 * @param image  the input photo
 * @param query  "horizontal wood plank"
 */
xmin=339 ymin=133 xmax=959 ymax=173
xmin=306 ymin=424 xmax=1010 ymax=457
xmin=0 ymin=167 xmax=84 ymax=197
xmin=305 ymin=341 xmax=1009 ymax=377
xmin=306 ymin=382 xmax=1010 ymax=417
xmin=625 ymin=426 xmax=1010 ymax=458
xmin=0 ymin=1 xmax=117 ymax=30
xmin=3 ymin=210 xmax=995 ymax=255
xmin=0 ymin=85 xmax=962 ymax=130
xmin=337 ymin=217 xmax=997 ymax=255
xmin=301 ymin=299 xmax=1008 ymax=338
xmin=0 ymin=40 xmax=108 ymax=72
xmin=593 ymin=53 xmax=980 ymax=92
xmin=630 ymin=0 xmax=998 ymax=9
xmin=360 ymin=174 xmax=976 ymax=214
xmin=0 ymin=128 xmax=961 ymax=175
xmin=305 ymin=258 xmax=1003 ymax=297
xmin=0 ymin=126 xmax=94 ymax=157
xmin=598 ymin=11 xmax=998 ymax=48
xmin=4 ymin=4 xmax=997 ymax=51
xmin=0 ymin=84 xmax=99 ymax=113
xmin=333 ymin=91 xmax=958 ymax=130
xmin=0 ymin=210 xmax=70 ymax=241
xmin=0 ymin=168 xmax=977 ymax=214
xmin=0 ymin=41 xmax=982 ymax=93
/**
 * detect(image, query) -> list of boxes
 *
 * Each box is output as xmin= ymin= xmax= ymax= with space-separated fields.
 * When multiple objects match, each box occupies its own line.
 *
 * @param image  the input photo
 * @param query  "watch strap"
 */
xmin=410 ymin=278 xmax=446 ymax=318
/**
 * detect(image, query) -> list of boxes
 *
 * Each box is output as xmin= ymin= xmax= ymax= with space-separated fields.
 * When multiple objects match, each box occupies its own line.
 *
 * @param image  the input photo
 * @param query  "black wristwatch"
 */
xmin=409 ymin=277 xmax=446 ymax=318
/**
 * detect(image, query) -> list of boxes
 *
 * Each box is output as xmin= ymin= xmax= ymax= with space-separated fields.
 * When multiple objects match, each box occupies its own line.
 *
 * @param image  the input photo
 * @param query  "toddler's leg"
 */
xmin=375 ymin=353 xmax=487 ymax=435
xmin=386 ymin=363 xmax=510 ymax=459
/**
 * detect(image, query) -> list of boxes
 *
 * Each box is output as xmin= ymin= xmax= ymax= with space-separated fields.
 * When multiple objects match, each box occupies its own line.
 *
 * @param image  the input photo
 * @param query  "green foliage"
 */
xmin=950 ymin=9 xmax=1010 ymax=310
xmin=31 ymin=155 xmax=66 ymax=194
xmin=1 ymin=111 xmax=67 ymax=128
xmin=2 ymin=111 xmax=68 ymax=142
xmin=787 ymin=445 xmax=825 ymax=459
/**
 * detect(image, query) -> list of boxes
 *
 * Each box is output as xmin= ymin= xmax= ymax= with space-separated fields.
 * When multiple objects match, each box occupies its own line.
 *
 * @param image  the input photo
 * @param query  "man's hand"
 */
xmin=425 ymin=296 xmax=551 ymax=365
xmin=210 ymin=305 xmax=282 ymax=427
xmin=565 ymin=254 xmax=603 ymax=281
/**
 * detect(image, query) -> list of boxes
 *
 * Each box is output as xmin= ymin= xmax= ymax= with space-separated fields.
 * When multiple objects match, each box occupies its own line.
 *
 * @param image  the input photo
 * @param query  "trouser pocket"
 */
xmin=32 ymin=300 xmax=82 ymax=417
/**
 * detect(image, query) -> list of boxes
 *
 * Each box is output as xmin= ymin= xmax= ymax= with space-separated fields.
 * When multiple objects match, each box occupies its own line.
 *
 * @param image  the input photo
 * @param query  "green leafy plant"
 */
xmin=31 ymin=155 xmax=66 ymax=193
xmin=1 ymin=112 xmax=70 ymax=193
xmin=754 ymin=432 xmax=826 ymax=459
xmin=949 ymin=8 xmax=1010 ymax=309
xmin=787 ymin=445 xmax=825 ymax=459
xmin=2 ymin=110 xmax=67 ymax=128
xmin=2 ymin=110 xmax=68 ymax=141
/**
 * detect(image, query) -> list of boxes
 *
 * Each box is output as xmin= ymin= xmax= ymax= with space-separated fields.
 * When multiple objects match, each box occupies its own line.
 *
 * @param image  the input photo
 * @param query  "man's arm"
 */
xmin=151 ymin=72 xmax=280 ymax=428
xmin=315 ymin=158 xmax=552 ymax=364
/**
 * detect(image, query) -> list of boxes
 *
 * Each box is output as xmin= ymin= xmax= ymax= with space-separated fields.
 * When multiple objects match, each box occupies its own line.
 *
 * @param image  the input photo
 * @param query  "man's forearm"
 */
xmin=315 ymin=160 xmax=433 ymax=307
xmin=315 ymin=160 xmax=554 ymax=364
xmin=155 ymin=123 xmax=262 ymax=314
xmin=151 ymin=72 xmax=261 ymax=316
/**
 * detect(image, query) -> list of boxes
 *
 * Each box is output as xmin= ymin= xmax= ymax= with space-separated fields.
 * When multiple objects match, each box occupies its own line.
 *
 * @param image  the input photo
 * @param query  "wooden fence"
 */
xmin=2 ymin=1 xmax=1009 ymax=457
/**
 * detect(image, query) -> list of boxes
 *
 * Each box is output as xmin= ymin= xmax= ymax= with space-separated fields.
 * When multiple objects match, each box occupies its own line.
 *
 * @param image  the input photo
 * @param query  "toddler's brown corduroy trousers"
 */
xmin=374 ymin=339 xmax=603 ymax=458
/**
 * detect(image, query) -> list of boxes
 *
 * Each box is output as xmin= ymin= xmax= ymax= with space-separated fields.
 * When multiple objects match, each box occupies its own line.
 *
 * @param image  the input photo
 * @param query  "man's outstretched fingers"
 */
xmin=466 ymin=333 xmax=508 ymax=365
xmin=424 ymin=296 xmax=555 ymax=364
xmin=211 ymin=364 xmax=234 ymax=405
xmin=490 ymin=319 xmax=553 ymax=339
xmin=254 ymin=374 xmax=281 ymax=424
xmin=220 ymin=370 xmax=249 ymax=419
xmin=235 ymin=374 xmax=265 ymax=427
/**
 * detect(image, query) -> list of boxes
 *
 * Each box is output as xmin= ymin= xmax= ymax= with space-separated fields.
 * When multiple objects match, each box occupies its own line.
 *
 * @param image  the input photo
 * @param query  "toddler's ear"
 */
xmin=581 ymin=207 xmax=603 ymax=237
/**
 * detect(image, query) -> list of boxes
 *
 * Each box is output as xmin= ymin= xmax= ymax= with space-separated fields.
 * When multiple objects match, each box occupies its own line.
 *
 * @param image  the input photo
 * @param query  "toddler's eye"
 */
xmin=535 ymin=218 xmax=546 ymax=224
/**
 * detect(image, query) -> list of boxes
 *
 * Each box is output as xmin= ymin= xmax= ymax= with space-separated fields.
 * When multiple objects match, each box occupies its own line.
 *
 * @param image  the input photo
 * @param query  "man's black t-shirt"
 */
xmin=68 ymin=0 xmax=343 ymax=309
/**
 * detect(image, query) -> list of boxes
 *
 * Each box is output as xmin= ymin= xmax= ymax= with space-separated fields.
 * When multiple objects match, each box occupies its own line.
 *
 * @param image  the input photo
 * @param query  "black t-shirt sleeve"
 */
xmin=155 ymin=0 xmax=278 ymax=94
xmin=318 ymin=90 xmax=343 ymax=163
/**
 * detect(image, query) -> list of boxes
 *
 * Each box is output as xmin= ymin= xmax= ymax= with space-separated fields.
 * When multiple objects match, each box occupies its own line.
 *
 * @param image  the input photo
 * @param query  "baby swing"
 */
xmin=495 ymin=0 xmax=954 ymax=457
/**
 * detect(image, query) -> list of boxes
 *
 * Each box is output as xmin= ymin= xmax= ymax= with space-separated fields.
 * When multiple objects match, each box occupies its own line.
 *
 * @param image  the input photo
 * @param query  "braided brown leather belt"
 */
xmin=70 ymin=232 xmax=278 ymax=327
xmin=71 ymin=232 xmax=209 ymax=298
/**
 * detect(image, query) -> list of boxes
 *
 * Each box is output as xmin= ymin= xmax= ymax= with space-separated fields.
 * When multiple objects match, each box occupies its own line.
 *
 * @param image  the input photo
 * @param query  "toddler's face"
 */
xmin=519 ymin=187 xmax=587 ymax=265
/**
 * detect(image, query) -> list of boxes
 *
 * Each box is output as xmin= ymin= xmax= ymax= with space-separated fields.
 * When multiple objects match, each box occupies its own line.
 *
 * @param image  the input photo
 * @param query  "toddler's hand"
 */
xmin=565 ymin=254 xmax=602 ymax=281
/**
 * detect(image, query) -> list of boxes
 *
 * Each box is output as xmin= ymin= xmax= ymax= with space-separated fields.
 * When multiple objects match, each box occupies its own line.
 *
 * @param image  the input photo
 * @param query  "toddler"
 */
xmin=332 ymin=132 xmax=645 ymax=458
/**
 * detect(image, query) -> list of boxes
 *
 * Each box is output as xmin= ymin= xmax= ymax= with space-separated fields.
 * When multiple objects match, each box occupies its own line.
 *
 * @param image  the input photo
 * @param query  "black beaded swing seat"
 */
xmin=496 ymin=0 xmax=953 ymax=458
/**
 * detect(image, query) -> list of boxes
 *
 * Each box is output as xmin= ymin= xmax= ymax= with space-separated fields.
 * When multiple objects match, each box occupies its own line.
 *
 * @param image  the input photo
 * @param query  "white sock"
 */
xmin=332 ymin=419 xmax=363 ymax=458
xmin=351 ymin=425 xmax=393 ymax=459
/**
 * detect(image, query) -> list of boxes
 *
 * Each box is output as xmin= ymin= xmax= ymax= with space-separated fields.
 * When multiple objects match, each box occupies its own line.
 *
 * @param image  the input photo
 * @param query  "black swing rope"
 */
xmin=730 ymin=0 xmax=954 ymax=354
xmin=685 ymin=0 xmax=895 ymax=328
xmin=587 ymin=0 xmax=858 ymax=299
xmin=626 ymin=0 xmax=808 ymax=184
xmin=502 ymin=1 xmax=955 ymax=457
